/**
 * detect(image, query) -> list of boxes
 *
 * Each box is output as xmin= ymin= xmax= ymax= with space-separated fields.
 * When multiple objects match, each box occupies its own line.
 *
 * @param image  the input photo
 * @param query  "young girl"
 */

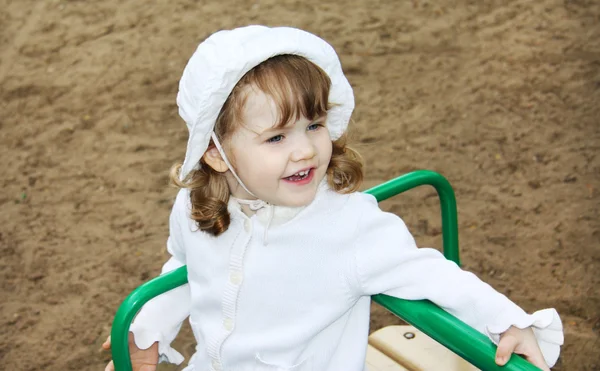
xmin=103 ymin=26 xmax=563 ymax=371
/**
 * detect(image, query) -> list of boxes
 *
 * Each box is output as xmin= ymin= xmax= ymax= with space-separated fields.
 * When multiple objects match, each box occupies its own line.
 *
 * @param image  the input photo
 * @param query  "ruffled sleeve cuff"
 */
xmin=129 ymin=325 xmax=185 ymax=365
xmin=485 ymin=308 xmax=564 ymax=367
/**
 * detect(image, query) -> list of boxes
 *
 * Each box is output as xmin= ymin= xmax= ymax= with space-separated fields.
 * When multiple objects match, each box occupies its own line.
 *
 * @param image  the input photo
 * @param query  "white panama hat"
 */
xmin=176 ymin=25 xmax=355 ymax=181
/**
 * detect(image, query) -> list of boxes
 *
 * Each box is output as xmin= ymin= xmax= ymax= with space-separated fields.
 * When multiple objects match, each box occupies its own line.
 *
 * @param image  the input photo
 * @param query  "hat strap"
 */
xmin=210 ymin=132 xmax=257 ymax=198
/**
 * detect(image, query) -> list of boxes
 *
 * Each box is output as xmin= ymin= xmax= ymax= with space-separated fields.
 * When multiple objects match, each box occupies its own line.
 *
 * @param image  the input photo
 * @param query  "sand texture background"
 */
xmin=1 ymin=0 xmax=599 ymax=370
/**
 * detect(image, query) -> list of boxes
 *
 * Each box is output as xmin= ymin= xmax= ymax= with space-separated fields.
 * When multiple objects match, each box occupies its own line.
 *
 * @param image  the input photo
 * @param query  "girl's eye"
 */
xmin=266 ymin=134 xmax=284 ymax=143
xmin=307 ymin=122 xmax=323 ymax=131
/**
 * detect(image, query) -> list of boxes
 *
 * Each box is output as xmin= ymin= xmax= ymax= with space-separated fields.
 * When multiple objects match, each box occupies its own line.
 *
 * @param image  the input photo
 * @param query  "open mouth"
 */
xmin=284 ymin=168 xmax=313 ymax=182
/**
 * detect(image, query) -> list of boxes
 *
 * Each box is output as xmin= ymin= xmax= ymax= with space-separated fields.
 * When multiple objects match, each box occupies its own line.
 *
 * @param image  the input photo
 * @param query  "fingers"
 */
xmin=102 ymin=335 xmax=111 ymax=350
xmin=523 ymin=351 xmax=551 ymax=371
xmin=495 ymin=332 xmax=519 ymax=366
xmin=104 ymin=360 xmax=114 ymax=371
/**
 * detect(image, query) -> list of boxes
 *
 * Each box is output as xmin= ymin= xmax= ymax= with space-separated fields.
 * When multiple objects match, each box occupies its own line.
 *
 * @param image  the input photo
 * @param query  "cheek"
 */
xmin=321 ymin=138 xmax=333 ymax=160
xmin=238 ymin=150 xmax=282 ymax=179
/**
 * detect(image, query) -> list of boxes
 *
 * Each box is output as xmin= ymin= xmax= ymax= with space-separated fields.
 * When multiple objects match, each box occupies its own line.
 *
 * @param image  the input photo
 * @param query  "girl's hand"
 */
xmin=102 ymin=333 xmax=159 ymax=371
xmin=496 ymin=326 xmax=550 ymax=371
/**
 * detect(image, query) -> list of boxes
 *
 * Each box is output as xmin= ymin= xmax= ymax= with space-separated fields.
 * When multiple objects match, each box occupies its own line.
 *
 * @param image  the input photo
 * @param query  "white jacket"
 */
xmin=130 ymin=182 xmax=563 ymax=371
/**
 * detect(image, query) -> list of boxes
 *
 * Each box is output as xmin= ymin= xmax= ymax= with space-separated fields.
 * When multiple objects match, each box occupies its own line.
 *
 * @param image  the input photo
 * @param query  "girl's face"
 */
xmin=225 ymin=88 xmax=332 ymax=207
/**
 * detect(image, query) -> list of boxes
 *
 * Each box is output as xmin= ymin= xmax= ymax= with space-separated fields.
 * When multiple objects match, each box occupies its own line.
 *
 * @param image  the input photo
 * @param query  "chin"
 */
xmin=280 ymin=193 xmax=317 ymax=208
xmin=289 ymin=199 xmax=314 ymax=207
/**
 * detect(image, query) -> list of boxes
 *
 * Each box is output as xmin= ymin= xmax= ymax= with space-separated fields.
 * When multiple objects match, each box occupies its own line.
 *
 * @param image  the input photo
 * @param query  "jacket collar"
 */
xmin=227 ymin=178 xmax=330 ymax=227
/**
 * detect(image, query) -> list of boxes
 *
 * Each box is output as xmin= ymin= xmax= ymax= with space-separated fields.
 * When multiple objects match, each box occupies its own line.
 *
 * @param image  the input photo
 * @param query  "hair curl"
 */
xmin=170 ymin=55 xmax=363 ymax=236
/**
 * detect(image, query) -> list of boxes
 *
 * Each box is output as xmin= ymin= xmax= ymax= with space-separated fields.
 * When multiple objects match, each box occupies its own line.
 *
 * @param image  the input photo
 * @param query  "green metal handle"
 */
xmin=111 ymin=170 xmax=541 ymax=371
xmin=369 ymin=171 xmax=539 ymax=370
xmin=365 ymin=170 xmax=460 ymax=265
xmin=111 ymin=267 xmax=188 ymax=370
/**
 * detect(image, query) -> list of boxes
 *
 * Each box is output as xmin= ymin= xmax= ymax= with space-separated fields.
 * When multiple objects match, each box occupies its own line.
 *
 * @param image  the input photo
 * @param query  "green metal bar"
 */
xmin=111 ymin=170 xmax=541 ymax=371
xmin=111 ymin=266 xmax=188 ymax=371
xmin=365 ymin=170 xmax=460 ymax=265
xmin=372 ymin=295 xmax=541 ymax=371
xmin=369 ymin=171 xmax=539 ymax=370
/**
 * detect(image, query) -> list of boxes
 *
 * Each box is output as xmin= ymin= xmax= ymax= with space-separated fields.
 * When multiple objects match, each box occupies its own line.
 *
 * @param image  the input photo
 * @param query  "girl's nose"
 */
xmin=290 ymin=138 xmax=316 ymax=162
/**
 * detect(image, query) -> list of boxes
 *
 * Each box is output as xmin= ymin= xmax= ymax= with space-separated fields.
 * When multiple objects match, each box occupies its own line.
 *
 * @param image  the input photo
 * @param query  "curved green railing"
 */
xmin=111 ymin=170 xmax=541 ymax=371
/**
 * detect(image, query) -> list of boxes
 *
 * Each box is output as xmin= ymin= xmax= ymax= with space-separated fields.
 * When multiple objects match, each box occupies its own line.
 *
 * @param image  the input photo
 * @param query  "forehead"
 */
xmin=240 ymin=87 xmax=286 ymax=133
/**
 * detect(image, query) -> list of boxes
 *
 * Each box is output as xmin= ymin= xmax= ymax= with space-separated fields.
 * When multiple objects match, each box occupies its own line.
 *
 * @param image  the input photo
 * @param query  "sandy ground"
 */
xmin=1 ymin=0 xmax=599 ymax=370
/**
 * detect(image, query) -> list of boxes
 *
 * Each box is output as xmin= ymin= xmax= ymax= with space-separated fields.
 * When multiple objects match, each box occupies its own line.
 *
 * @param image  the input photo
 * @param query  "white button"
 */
xmin=212 ymin=359 xmax=220 ymax=370
xmin=244 ymin=219 xmax=252 ymax=233
xmin=223 ymin=318 xmax=234 ymax=331
xmin=229 ymin=271 xmax=243 ymax=285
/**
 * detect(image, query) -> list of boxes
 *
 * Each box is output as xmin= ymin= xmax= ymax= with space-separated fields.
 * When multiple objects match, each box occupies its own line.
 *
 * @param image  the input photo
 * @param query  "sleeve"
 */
xmin=352 ymin=194 xmax=564 ymax=367
xmin=129 ymin=189 xmax=191 ymax=365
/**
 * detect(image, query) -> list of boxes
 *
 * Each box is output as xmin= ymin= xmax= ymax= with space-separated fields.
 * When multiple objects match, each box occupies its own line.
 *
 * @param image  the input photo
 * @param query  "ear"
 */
xmin=202 ymin=147 xmax=229 ymax=173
